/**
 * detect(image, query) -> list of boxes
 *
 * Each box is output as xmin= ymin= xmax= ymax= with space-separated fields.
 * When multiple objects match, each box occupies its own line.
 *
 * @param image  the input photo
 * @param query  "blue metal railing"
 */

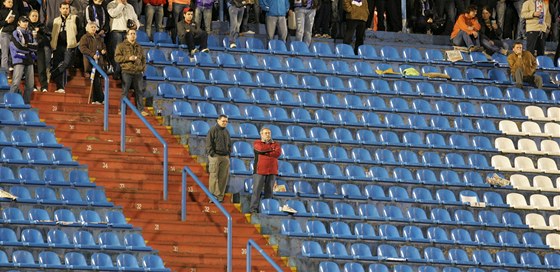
xmin=120 ymin=98 xmax=169 ymax=199
xmin=246 ymin=239 xmax=283 ymax=272
xmin=86 ymin=56 xmax=109 ymax=131
xmin=182 ymin=166 xmax=232 ymax=272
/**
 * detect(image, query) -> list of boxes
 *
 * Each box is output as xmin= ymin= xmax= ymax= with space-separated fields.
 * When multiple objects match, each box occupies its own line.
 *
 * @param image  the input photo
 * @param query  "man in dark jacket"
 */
xmin=79 ymin=22 xmax=107 ymax=104
xmin=343 ymin=0 xmax=368 ymax=55
xmin=507 ymin=41 xmax=542 ymax=88
xmin=115 ymin=28 xmax=148 ymax=116
xmin=177 ymin=7 xmax=208 ymax=55
xmin=249 ymin=127 xmax=281 ymax=214
xmin=10 ymin=16 xmax=36 ymax=104
xmin=206 ymin=115 xmax=232 ymax=203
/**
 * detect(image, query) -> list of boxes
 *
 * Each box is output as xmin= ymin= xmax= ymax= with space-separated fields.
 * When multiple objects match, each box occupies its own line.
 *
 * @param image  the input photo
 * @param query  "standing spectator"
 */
xmin=0 ymin=0 xmax=18 ymax=71
xmin=50 ymin=2 xmax=81 ymax=94
xmin=107 ymin=0 xmax=139 ymax=80
xmin=177 ymin=7 xmax=209 ymax=55
xmin=168 ymin=0 xmax=192 ymax=31
xmin=366 ymin=0 xmax=385 ymax=31
xmin=28 ymin=9 xmax=50 ymax=93
xmin=479 ymin=6 xmax=508 ymax=55
xmin=143 ymin=0 xmax=166 ymax=39
xmin=410 ymin=0 xmax=436 ymax=34
xmin=85 ymin=0 xmax=110 ymax=37
xmin=227 ymin=0 xmax=248 ymax=48
xmin=450 ymin=5 xmax=482 ymax=52
xmin=248 ymin=127 xmax=281 ymax=214
xmin=383 ymin=0 xmax=401 ymax=31
xmin=496 ymin=0 xmax=524 ymax=39
xmin=291 ymin=0 xmax=320 ymax=45
xmin=206 ymin=114 xmax=232 ymax=203
xmin=507 ymin=41 xmax=543 ymax=88
xmin=115 ymin=29 xmax=148 ymax=116
xmin=521 ymin=0 xmax=550 ymax=56
xmin=313 ymin=0 xmax=332 ymax=38
xmin=195 ymin=0 xmax=215 ymax=32
xmin=240 ymin=0 xmax=259 ymax=34
xmin=14 ymin=0 xmax=40 ymax=17
xmin=343 ymin=0 xmax=369 ymax=55
xmin=79 ymin=22 xmax=107 ymax=104
xmin=260 ymin=0 xmax=289 ymax=42
xmin=9 ymin=16 xmax=36 ymax=104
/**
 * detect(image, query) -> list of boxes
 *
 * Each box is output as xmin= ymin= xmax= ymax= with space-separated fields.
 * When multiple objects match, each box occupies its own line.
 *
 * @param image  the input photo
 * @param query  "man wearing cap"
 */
xmin=177 ymin=7 xmax=209 ymax=55
xmin=9 ymin=16 xmax=37 ymax=104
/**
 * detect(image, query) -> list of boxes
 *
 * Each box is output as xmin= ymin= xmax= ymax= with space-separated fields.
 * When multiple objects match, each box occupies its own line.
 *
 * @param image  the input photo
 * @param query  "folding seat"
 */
xmin=219 ymin=104 xmax=243 ymax=121
xmin=496 ymin=231 xmax=522 ymax=248
xmin=331 ymin=60 xmax=356 ymax=76
xmin=296 ymin=92 xmax=321 ymax=108
xmin=309 ymin=127 xmax=335 ymax=143
xmin=454 ymin=210 xmax=481 ymax=226
xmin=369 ymin=166 xmax=396 ymax=183
xmin=491 ymin=155 xmax=516 ymax=171
xmin=385 ymin=113 xmax=408 ymax=129
xmin=317 ymin=182 xmax=343 ymax=198
xmin=529 ymin=88 xmax=552 ymax=104
xmin=502 ymin=211 xmax=529 ymax=229
xmin=536 ymin=55 xmax=560 ymax=71
xmin=302 ymin=241 xmax=328 ymax=258
xmin=285 ymin=125 xmax=309 ymax=142
xmin=314 ymin=109 xmax=339 ymax=125
xmin=371 ymin=79 xmax=394 ymax=94
xmin=193 ymin=52 xmax=218 ymax=68
xmin=475 ymin=118 xmax=500 ymax=133
xmin=353 ymin=223 xmax=378 ymax=240
xmin=302 ymin=75 xmax=327 ymax=90
xmin=116 ymin=253 xmax=141 ymax=270
xmin=446 ymin=248 xmax=475 ymax=266
xmin=421 ymin=151 xmax=445 ymax=168
xmin=399 ymin=245 xmax=426 ymax=263
xmin=342 ymin=95 xmax=365 ymax=111
xmin=98 ymin=232 xmax=126 ymax=250
xmin=505 ymin=87 xmax=531 ymax=102
xmin=310 ymin=42 xmax=335 ymax=57
xmin=472 ymin=136 xmax=496 ymax=152
xmin=280 ymin=144 xmax=304 ymax=161
xmin=424 ymin=133 xmax=446 ymax=149
xmin=285 ymin=199 xmax=312 ymax=217
xmin=267 ymin=39 xmax=288 ymax=54
xmin=355 ymin=130 xmax=378 ymax=146
xmin=427 ymin=227 xmax=453 ymax=244
xmin=496 ymin=251 xmax=524 ymax=268
xmin=25 ymin=148 xmax=53 ymax=165
xmin=472 ymin=250 xmax=502 ymax=267
xmin=271 ymin=90 xmax=298 ymax=107
xmin=308 ymin=58 xmax=330 ymax=74
xmin=379 ymin=131 xmax=403 ymax=147
xmin=281 ymin=218 xmax=306 ymax=236
xmin=232 ymin=70 xmax=257 ymax=86
xmin=402 ymin=47 xmax=427 ymax=63
xmin=468 ymin=153 xmax=492 ymax=170
xmin=89 ymin=252 xmax=118 ymax=271
xmin=431 ymin=208 xmax=457 ymax=225
xmin=72 ymin=230 xmax=99 ymax=249
xmin=105 ymin=211 xmax=133 ymax=229
xmin=332 ymin=128 xmax=359 ymax=144
xmin=1 ymin=146 xmax=28 ymax=164
xmin=530 ymin=194 xmax=557 ymax=210
xmin=448 ymin=134 xmax=473 ymax=150
xmin=230 ymin=157 xmax=252 ymax=176
xmin=142 ymin=255 xmax=169 ymax=271
xmin=324 ymin=76 xmax=346 ymax=92
xmin=333 ymin=203 xmax=361 ymax=220
xmin=379 ymin=45 xmax=401 ymax=62
xmin=522 ymin=232 xmax=548 ymax=249
xmin=382 ymin=205 xmax=407 ymax=222
xmin=266 ymin=107 xmax=290 ymax=123
xmin=242 ymin=37 xmax=266 ymax=53
xmin=12 ymin=250 xmax=39 ymax=268
xmin=422 ymin=247 xmax=449 ymax=265
xmin=444 ymin=67 xmax=469 ymax=82
xmin=392 ymin=167 xmax=415 ymax=183
xmin=526 ymin=213 xmax=554 ymax=230
xmin=352 ymin=61 xmax=377 ymax=78
xmin=170 ymin=50 xmax=193 ymax=66
xmin=520 ymin=252 xmax=547 ymax=269
xmin=183 ymin=67 xmax=209 ymax=83
xmin=389 ymin=97 xmax=414 ymax=113
xmin=545 ymin=122 xmax=560 ymax=137
xmin=328 ymin=146 xmax=353 ymax=163
xmin=423 ymin=49 xmax=449 ymax=64
xmin=445 ymin=152 xmax=469 ymax=169
xmin=345 ymin=166 xmax=370 ymax=182
xmin=357 ymin=44 xmax=381 ymax=60
xmin=416 ymin=169 xmax=441 ymax=185
xmin=547 ymin=233 xmax=560 ymax=249
xmin=347 ymin=77 xmax=370 ymax=93
xmin=322 ymin=163 xmax=347 ymax=180
xmin=153 ymin=31 xmax=175 ymax=46
xmin=365 ymin=96 xmax=389 ymax=112
xmin=538 ymin=157 xmax=560 ymax=174
xmin=502 ymin=104 xmax=525 ymax=120
xmin=326 ymin=241 xmax=353 ymax=260
xmin=398 ymin=150 xmax=422 ymax=167
xmin=146 ymin=48 xmax=172 ymax=65
xmin=374 ymin=149 xmax=396 ymax=165
xmin=362 ymin=185 xmax=389 ymax=201
xmin=415 ymin=82 xmax=438 ymax=97
xmin=10 ymin=130 xmax=34 ymax=147
xmin=430 ymin=116 xmax=453 ymax=131
xmin=475 ymin=229 xmax=501 ymax=247
xmin=506 ymin=192 xmax=531 ymax=209
xmin=86 ymin=189 xmax=113 ymax=207
xmin=437 ymin=170 xmax=462 ymax=186
xmin=548 ymin=107 xmax=560 ymax=121
xmin=58 ymin=188 xmax=86 ymax=206
xmin=2 ymin=207 xmax=27 ymax=224
xmin=403 ymin=225 xmax=430 ymax=243
xmin=249 ymin=88 xmax=273 ymax=105
xmin=378 ymin=224 xmax=406 ymax=242
xmin=545 ymin=253 xmax=560 ymax=269
xmin=376 ymin=244 xmax=402 ymax=261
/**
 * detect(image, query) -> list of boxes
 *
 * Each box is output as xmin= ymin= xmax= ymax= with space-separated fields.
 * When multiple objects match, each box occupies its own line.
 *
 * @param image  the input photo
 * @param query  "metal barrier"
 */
xmin=86 ymin=56 xmax=109 ymax=131
xmin=182 ymin=166 xmax=232 ymax=272
xmin=246 ymin=239 xmax=283 ymax=272
xmin=120 ymin=97 xmax=169 ymax=199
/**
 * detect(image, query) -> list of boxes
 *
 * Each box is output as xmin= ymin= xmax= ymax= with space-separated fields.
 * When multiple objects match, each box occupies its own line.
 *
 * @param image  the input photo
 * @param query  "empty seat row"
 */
xmin=1 ymin=207 xmax=131 ymax=228
xmin=506 ymin=193 xmax=560 ymax=211
xmin=0 ymin=147 xmax=78 ymax=166
xmin=499 ymin=120 xmax=560 ymax=137
xmin=0 ymin=130 xmax=62 ymax=148
xmin=526 ymin=213 xmax=560 ymax=231
xmin=525 ymin=106 xmax=560 ymax=122
xmin=0 ymin=167 xmax=93 ymax=187
xmin=0 ymin=227 xmax=148 ymax=251
xmin=0 ymin=249 xmax=169 ymax=271
xmin=286 ymin=219 xmax=548 ymax=249
xmin=271 ymin=200 xmax=523 ymax=227
xmin=0 ymin=109 xmax=46 ymax=127
xmin=510 ymin=174 xmax=560 ymax=192
xmin=317 ymin=261 xmax=509 ymax=272
xmin=3 ymin=186 xmax=112 ymax=207
xmin=495 ymin=137 xmax=560 ymax=156
xmin=300 ymin=239 xmax=559 ymax=269
xmin=492 ymin=155 xmax=560 ymax=174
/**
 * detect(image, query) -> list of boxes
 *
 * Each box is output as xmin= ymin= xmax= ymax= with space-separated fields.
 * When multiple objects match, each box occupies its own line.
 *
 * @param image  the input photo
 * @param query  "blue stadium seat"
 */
xmin=53 ymin=209 xmax=81 ymax=227
xmin=170 ymin=50 xmax=194 ymax=66
xmin=536 ymin=55 xmax=560 ymax=71
xmin=243 ymin=105 xmax=267 ymax=121
xmin=255 ymin=72 xmax=281 ymax=88
xmin=425 ymin=49 xmax=450 ymax=64
xmin=194 ymin=52 xmax=218 ymax=67
xmin=9 ymin=186 xmax=34 ymax=203
xmin=285 ymin=125 xmax=309 ymax=142
xmin=285 ymin=199 xmax=312 ymax=216
xmin=423 ymin=247 xmax=449 ymax=264
xmin=3 ymin=93 xmax=29 ymax=108
xmin=398 ymin=150 xmax=422 ymax=166
xmin=135 ymin=29 xmax=152 ymax=46
xmin=60 ymin=188 xmax=87 ymax=206
xmin=230 ymin=157 xmax=252 ymax=175
xmin=406 ymin=207 xmax=431 ymax=223
xmin=330 ymin=221 xmax=357 ymax=239
xmin=402 ymin=47 xmax=427 ymax=63
xmin=326 ymin=241 xmax=352 ymax=260
xmin=358 ymin=203 xmax=384 ymax=221
xmin=268 ymin=39 xmax=290 ymax=55
xmin=335 ymin=43 xmax=359 ymax=58
xmin=98 ymin=231 xmax=126 ymax=250
xmin=147 ymin=48 xmax=172 ymax=65
xmin=431 ymin=207 xmax=456 ymax=225
xmin=309 ymin=127 xmax=335 ymax=143
xmin=91 ymin=252 xmax=118 ymax=271
xmin=2 ymin=207 xmax=27 ymax=224
xmin=427 ymin=227 xmax=453 ymax=244
xmin=189 ymin=121 xmax=209 ymax=136
xmin=290 ymin=41 xmax=314 ymax=56
xmin=354 ymin=223 xmax=378 ymax=240
xmin=333 ymin=128 xmax=359 ymax=144
xmin=502 ymin=211 xmax=528 ymax=228
xmin=457 ymin=101 xmax=480 ymax=117
xmin=380 ymin=45 xmax=402 ymax=62
xmin=529 ymin=88 xmax=552 ymax=104
xmin=18 ymin=167 xmax=43 ymax=184
xmin=379 ymin=224 xmax=406 ymax=241
xmin=153 ymin=31 xmax=176 ymax=47
xmin=377 ymin=244 xmax=403 ymax=261
xmin=345 ymin=165 xmax=370 ymax=181
xmin=385 ymin=113 xmax=407 ymax=129
xmin=308 ymin=58 xmax=330 ymax=74
xmin=324 ymin=76 xmax=346 ymax=91
xmin=142 ymin=254 xmax=170 ymax=271
xmin=302 ymin=75 xmax=327 ymax=90
xmin=522 ymin=232 xmax=548 ymax=249
xmin=311 ymin=42 xmax=336 ymax=57
xmin=357 ymin=44 xmax=382 ymax=60
xmin=306 ymin=220 xmax=331 ymax=237
xmin=392 ymin=167 xmax=414 ymax=183
xmin=233 ymin=70 xmax=257 ymax=86
xmin=239 ymin=54 xmax=261 ymax=70
xmin=348 ymin=77 xmax=371 ymax=93
xmin=328 ymin=146 xmax=353 ymax=162
xmin=314 ymin=109 xmax=339 ymax=125
xmin=412 ymin=187 xmax=438 ymax=203
xmin=340 ymin=184 xmax=366 ymax=200
xmin=472 ymin=250 xmax=499 ymax=267
xmin=38 ymin=251 xmax=66 ymax=269
xmin=245 ymin=37 xmax=267 ymax=53
xmin=302 ymin=241 xmax=329 ymax=258
xmin=448 ymin=248 xmax=475 ymax=265
xmin=284 ymin=58 xmax=307 ymax=73
xmin=317 ymin=182 xmax=343 ymax=198
xmin=544 ymin=253 xmax=560 ymax=269
xmin=520 ymin=251 xmax=547 ymax=269
xmin=297 ymin=162 xmax=322 ymax=179
xmin=273 ymin=90 xmax=299 ymax=106
xmin=390 ymin=97 xmax=414 ymax=113
xmin=496 ymin=251 xmax=524 ymax=268
xmin=157 ymin=82 xmax=183 ymax=99
xmin=262 ymin=55 xmax=287 ymax=72
xmin=319 ymin=261 xmax=341 ymax=272
xmin=475 ymin=229 xmax=501 ymax=246
xmin=469 ymin=51 xmax=497 ymax=66
xmin=333 ymin=202 xmax=361 ymax=220
xmin=350 ymin=243 xmax=378 ymax=261
xmin=86 ymin=189 xmax=113 ymax=207
xmin=304 ymin=145 xmax=328 ymax=162
xmin=65 ymin=252 xmax=91 ymax=270
xmin=353 ymin=61 xmax=377 ymax=77
xmin=331 ymin=60 xmax=356 ymax=76
xmin=382 ymin=205 xmax=407 ymax=222
xmin=116 ymin=253 xmax=141 ymax=270
xmin=105 ymin=211 xmax=133 ymax=229
xmin=12 ymin=250 xmax=39 ymax=268
xmin=449 ymin=134 xmax=475 ymax=150
xmin=184 ymin=67 xmax=211 ymax=84
xmin=451 ymin=228 xmax=478 ymax=245
xmin=403 ymin=225 xmax=430 ymax=242
xmin=204 ymin=86 xmax=228 ymax=102
xmin=297 ymin=92 xmax=321 ymax=108
xmin=52 ymin=149 xmax=79 ymax=166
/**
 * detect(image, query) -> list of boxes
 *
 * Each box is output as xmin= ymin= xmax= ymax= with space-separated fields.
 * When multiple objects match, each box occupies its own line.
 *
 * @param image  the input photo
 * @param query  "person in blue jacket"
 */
xmin=10 ymin=16 xmax=36 ymax=104
xmin=259 ymin=0 xmax=290 ymax=42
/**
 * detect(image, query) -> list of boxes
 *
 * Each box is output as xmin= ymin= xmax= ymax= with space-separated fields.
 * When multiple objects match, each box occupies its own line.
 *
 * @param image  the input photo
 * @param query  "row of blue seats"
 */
xmin=0 ymin=109 xmax=46 ymax=127
xmin=0 ymin=130 xmax=62 ymax=149
xmin=317 ymin=261 xmax=520 ymax=272
xmin=158 ymin=82 xmax=560 ymax=107
xmin=2 ymin=186 xmax=111 ymax=207
xmin=269 ymin=200 xmax=522 ymax=228
xmin=300 ymin=240 xmax=559 ymax=269
xmin=0 ymin=250 xmax=168 ymax=271
xmin=284 ymin=220 xmax=547 ymax=250
xmin=177 ymin=103 xmax=505 ymax=135
xmin=0 ymin=227 xmax=147 ymax=251
xmin=2 ymin=208 xmax=131 ymax=229
xmin=0 ymin=147 xmax=78 ymax=166
xmin=0 ymin=167 xmax=93 ymax=187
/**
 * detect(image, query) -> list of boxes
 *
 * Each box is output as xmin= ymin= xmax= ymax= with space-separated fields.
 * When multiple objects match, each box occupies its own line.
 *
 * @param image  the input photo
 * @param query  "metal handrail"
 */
xmin=246 ymin=239 xmax=283 ymax=272
xmin=86 ymin=56 xmax=109 ymax=131
xmin=182 ymin=166 xmax=232 ymax=272
xmin=120 ymin=98 xmax=169 ymax=199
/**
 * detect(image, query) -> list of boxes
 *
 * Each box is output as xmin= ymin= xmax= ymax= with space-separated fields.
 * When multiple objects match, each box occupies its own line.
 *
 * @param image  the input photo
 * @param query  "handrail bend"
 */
xmin=182 ymin=166 xmax=232 ymax=272
xmin=86 ymin=56 xmax=109 ymax=131
xmin=120 ymin=98 xmax=169 ymax=199
xmin=246 ymin=239 xmax=283 ymax=272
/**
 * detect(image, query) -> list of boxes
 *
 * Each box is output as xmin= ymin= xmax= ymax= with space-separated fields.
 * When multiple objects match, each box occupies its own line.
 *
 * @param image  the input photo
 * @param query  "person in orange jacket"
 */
xmin=450 ymin=5 xmax=482 ymax=52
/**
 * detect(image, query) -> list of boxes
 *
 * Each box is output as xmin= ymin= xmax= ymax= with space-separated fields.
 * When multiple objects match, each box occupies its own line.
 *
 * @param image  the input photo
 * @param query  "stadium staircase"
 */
xmin=29 ymin=72 xmax=291 ymax=272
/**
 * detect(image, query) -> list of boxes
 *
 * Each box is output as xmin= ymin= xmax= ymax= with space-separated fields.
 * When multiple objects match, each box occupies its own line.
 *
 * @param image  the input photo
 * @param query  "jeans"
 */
xmin=496 ymin=0 xmax=524 ymax=39
xmin=451 ymin=30 xmax=479 ymax=48
xmin=195 ymin=6 xmax=213 ymax=32
xmin=145 ymin=4 xmax=164 ymax=38
xmin=51 ymin=47 xmax=76 ymax=90
xmin=0 ymin=32 xmax=11 ymax=68
xmin=295 ymin=8 xmax=316 ymax=45
xmin=481 ymin=37 xmax=507 ymax=54
xmin=512 ymin=68 xmax=542 ymax=88
xmin=121 ymin=72 xmax=145 ymax=111
xmin=108 ymin=31 xmax=126 ymax=78
xmin=181 ymin=30 xmax=208 ymax=52
xmin=526 ymin=31 xmax=545 ymax=56
xmin=208 ymin=155 xmax=230 ymax=202
xmin=228 ymin=5 xmax=245 ymax=45
xmin=10 ymin=64 xmax=34 ymax=104
xmin=344 ymin=19 xmax=367 ymax=55
xmin=265 ymin=16 xmax=288 ymax=42
xmin=249 ymin=174 xmax=275 ymax=212
xmin=36 ymin=45 xmax=51 ymax=90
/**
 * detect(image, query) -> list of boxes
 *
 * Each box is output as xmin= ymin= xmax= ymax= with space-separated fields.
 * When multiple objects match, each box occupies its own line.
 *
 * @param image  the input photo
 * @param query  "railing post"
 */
xmin=120 ymin=99 xmax=126 ymax=152
xmin=86 ymin=56 xmax=109 ymax=131
xmin=246 ymin=239 xmax=283 ymax=272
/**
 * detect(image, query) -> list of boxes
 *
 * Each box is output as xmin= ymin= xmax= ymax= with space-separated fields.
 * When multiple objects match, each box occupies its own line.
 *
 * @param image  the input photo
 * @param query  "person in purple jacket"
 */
xmin=9 ymin=16 xmax=36 ymax=104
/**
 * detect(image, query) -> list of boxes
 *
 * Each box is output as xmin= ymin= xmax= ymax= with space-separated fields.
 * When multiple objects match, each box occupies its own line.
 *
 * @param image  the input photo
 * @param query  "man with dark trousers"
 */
xmin=249 ymin=127 xmax=281 ymax=214
xmin=206 ymin=115 xmax=232 ymax=203
xmin=343 ymin=0 xmax=369 ymax=55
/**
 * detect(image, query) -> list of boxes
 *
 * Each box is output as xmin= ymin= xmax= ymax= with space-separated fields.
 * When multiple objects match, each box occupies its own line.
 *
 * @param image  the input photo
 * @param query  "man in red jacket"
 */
xmin=249 ymin=127 xmax=283 ymax=214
